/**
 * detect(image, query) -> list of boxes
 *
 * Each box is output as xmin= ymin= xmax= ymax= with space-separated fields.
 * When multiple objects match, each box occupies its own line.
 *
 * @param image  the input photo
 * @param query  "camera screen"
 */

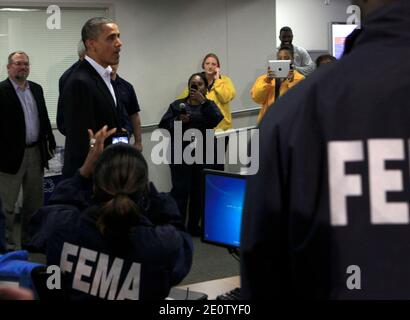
xmin=112 ymin=136 xmax=129 ymax=144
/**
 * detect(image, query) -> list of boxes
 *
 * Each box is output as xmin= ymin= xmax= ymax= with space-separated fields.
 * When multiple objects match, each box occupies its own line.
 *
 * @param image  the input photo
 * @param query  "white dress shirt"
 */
xmin=85 ymin=55 xmax=117 ymax=106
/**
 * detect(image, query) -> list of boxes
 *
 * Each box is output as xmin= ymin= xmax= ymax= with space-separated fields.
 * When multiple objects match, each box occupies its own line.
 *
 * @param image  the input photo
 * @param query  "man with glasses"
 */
xmin=0 ymin=51 xmax=56 ymax=251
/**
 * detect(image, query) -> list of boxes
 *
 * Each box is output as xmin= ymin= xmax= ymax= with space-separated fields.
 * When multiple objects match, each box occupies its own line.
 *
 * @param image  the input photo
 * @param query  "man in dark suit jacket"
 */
xmin=0 ymin=51 xmax=56 ymax=250
xmin=56 ymin=40 xmax=86 ymax=136
xmin=59 ymin=17 xmax=123 ymax=177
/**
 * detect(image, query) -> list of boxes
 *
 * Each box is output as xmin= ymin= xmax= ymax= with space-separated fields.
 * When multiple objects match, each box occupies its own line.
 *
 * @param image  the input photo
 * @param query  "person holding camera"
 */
xmin=241 ymin=0 xmax=410 ymax=300
xmin=178 ymin=54 xmax=236 ymax=170
xmin=160 ymin=72 xmax=223 ymax=236
xmin=251 ymin=45 xmax=305 ymax=123
xmin=29 ymin=126 xmax=193 ymax=300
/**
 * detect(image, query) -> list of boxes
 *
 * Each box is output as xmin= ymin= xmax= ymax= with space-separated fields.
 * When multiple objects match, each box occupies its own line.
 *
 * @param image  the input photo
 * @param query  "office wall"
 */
xmin=113 ymin=0 xmax=276 ymax=125
xmin=0 ymin=0 xmax=275 ymax=125
xmin=139 ymin=113 xmax=259 ymax=192
xmin=276 ymin=0 xmax=352 ymax=50
xmin=0 ymin=0 xmax=272 ymax=190
xmin=0 ymin=0 xmax=349 ymax=191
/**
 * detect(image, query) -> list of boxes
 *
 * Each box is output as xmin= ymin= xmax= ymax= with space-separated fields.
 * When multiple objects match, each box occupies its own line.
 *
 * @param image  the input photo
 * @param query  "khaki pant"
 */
xmin=0 ymin=146 xmax=43 ymax=249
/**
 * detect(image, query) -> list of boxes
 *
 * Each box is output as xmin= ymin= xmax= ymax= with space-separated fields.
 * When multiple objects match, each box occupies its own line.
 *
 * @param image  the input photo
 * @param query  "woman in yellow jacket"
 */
xmin=252 ymin=46 xmax=305 ymax=123
xmin=179 ymin=53 xmax=236 ymax=132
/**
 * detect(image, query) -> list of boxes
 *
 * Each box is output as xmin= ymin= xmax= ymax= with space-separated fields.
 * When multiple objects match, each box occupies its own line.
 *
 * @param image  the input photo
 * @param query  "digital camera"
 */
xmin=111 ymin=132 xmax=129 ymax=145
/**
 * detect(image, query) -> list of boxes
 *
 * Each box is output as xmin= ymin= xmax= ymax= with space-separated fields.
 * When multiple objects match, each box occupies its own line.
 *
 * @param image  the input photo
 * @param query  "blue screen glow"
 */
xmin=203 ymin=173 xmax=246 ymax=248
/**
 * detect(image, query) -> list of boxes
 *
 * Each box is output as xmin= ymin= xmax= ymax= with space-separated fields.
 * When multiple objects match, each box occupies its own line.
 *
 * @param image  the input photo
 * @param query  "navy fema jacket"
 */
xmin=29 ymin=173 xmax=193 ymax=300
xmin=241 ymin=0 xmax=410 ymax=300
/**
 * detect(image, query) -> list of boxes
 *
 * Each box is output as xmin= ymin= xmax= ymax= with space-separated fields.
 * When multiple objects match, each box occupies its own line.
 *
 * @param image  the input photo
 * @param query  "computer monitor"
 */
xmin=201 ymin=169 xmax=247 ymax=249
xmin=330 ymin=23 xmax=358 ymax=59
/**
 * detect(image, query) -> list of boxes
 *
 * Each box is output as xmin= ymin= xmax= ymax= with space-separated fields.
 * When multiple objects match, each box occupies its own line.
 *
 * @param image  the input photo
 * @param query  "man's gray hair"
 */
xmin=81 ymin=17 xmax=115 ymax=49
xmin=8 ymin=51 xmax=29 ymax=64
xmin=77 ymin=40 xmax=86 ymax=58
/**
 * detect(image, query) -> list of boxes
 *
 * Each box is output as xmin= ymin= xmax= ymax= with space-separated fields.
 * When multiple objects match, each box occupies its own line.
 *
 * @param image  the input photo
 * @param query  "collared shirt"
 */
xmin=10 ymin=79 xmax=40 ymax=145
xmin=84 ymin=55 xmax=117 ymax=106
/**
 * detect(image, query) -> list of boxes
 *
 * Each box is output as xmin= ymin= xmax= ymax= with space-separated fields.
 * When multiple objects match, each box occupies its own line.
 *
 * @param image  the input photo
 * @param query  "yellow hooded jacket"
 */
xmin=178 ymin=75 xmax=236 ymax=131
xmin=252 ymin=70 xmax=305 ymax=123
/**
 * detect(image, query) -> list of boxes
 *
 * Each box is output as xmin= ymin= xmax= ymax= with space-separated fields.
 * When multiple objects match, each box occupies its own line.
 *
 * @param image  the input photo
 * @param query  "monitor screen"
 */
xmin=202 ymin=170 xmax=247 ymax=249
xmin=331 ymin=23 xmax=358 ymax=59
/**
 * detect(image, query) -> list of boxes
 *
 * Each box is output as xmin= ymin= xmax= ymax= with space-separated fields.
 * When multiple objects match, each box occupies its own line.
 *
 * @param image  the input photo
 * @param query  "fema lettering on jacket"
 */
xmin=328 ymin=139 xmax=410 ymax=226
xmin=58 ymin=242 xmax=141 ymax=300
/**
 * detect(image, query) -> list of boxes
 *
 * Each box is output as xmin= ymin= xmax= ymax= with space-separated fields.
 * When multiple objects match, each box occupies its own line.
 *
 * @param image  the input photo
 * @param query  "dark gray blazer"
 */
xmin=0 ymin=78 xmax=56 ymax=175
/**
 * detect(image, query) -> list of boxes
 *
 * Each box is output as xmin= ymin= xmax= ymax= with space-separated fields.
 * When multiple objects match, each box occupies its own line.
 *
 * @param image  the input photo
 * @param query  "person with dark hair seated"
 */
xmin=29 ymin=126 xmax=193 ymax=300
xmin=316 ymin=54 xmax=337 ymax=68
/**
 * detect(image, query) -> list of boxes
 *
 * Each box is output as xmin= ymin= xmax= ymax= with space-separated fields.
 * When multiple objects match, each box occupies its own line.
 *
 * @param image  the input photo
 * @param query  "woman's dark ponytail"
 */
xmin=93 ymin=144 xmax=148 ymax=237
xmin=96 ymin=194 xmax=140 ymax=236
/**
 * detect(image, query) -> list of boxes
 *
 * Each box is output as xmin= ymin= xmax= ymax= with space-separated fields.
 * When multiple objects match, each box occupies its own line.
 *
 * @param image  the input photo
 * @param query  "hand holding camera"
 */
xmin=266 ymin=66 xmax=276 ymax=82
xmin=79 ymin=126 xmax=117 ymax=178
xmin=268 ymin=60 xmax=291 ymax=79
xmin=287 ymin=69 xmax=295 ymax=82
xmin=111 ymin=131 xmax=130 ymax=145
xmin=189 ymin=84 xmax=206 ymax=104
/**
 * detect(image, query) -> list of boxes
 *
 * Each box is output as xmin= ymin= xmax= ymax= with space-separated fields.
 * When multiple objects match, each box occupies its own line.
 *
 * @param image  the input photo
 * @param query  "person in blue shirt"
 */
xmin=29 ymin=126 xmax=193 ymax=300
xmin=241 ymin=0 xmax=410 ymax=299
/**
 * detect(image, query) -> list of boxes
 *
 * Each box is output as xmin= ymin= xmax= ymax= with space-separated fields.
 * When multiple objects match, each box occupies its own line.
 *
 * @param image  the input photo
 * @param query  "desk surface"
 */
xmin=176 ymin=276 xmax=240 ymax=300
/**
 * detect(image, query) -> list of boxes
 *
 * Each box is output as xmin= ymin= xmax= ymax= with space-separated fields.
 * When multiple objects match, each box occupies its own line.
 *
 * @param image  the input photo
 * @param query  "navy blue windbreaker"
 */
xmin=241 ymin=0 xmax=410 ymax=299
xmin=159 ymin=99 xmax=223 ymax=167
xmin=30 ymin=173 xmax=193 ymax=300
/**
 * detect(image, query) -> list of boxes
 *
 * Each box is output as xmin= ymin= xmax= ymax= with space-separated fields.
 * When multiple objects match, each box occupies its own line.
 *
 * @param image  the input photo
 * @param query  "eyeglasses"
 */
xmin=11 ymin=61 xmax=30 ymax=67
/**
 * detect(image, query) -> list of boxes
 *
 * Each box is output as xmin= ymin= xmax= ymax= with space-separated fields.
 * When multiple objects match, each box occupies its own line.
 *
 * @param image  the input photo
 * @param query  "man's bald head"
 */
xmin=352 ymin=0 xmax=398 ymax=17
